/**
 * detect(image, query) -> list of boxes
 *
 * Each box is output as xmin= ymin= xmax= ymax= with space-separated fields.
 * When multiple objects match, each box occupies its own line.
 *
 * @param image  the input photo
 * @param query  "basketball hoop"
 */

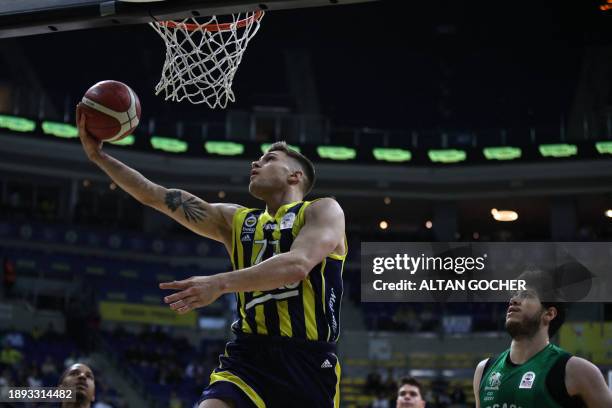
xmin=150 ymin=10 xmax=264 ymax=109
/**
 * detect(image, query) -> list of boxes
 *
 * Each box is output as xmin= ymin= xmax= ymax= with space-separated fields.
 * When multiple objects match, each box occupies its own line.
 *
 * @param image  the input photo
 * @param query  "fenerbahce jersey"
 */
xmin=479 ymin=344 xmax=585 ymax=408
xmin=230 ymin=200 xmax=345 ymax=343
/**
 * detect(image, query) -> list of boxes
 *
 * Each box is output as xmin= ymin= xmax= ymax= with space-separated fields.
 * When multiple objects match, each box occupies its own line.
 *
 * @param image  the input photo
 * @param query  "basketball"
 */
xmin=80 ymin=80 xmax=141 ymax=142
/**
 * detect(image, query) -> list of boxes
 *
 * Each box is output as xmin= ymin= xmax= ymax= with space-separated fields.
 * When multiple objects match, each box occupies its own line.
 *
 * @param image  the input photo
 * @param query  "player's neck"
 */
xmin=264 ymin=189 xmax=303 ymax=217
xmin=509 ymin=330 xmax=550 ymax=364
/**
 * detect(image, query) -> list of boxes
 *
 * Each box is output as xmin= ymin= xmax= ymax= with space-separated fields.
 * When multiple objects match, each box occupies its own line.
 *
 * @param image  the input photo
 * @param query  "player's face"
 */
xmin=248 ymin=151 xmax=297 ymax=199
xmin=505 ymin=288 xmax=545 ymax=339
xmin=60 ymin=363 xmax=95 ymax=403
xmin=397 ymin=384 xmax=426 ymax=408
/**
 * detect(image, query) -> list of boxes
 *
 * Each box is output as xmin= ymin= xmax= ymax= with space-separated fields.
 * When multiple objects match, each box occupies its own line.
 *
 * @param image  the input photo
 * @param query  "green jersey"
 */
xmin=479 ymin=344 xmax=582 ymax=408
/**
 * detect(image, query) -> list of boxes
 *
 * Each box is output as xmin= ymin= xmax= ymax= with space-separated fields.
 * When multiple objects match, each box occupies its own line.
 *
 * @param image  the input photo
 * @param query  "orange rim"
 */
xmin=158 ymin=10 xmax=264 ymax=32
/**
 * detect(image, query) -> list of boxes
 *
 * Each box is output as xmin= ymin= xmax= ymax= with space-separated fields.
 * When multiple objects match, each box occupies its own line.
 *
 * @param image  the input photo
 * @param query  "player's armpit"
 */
xmin=288 ymin=198 xmax=345 ymax=279
xmin=565 ymin=356 xmax=612 ymax=408
xmin=472 ymin=359 xmax=488 ymax=408
xmin=152 ymin=188 xmax=242 ymax=245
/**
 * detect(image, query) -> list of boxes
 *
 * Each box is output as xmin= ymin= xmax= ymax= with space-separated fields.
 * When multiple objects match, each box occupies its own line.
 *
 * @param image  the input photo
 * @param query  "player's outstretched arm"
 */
xmin=160 ymin=198 xmax=345 ymax=313
xmin=76 ymin=104 xmax=240 ymax=245
xmin=472 ymin=359 xmax=487 ymax=408
xmin=566 ymin=356 xmax=612 ymax=408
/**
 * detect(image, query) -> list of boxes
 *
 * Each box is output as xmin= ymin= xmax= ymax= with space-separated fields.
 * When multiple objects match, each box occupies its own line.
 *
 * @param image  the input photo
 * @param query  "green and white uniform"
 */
xmin=479 ymin=344 xmax=584 ymax=408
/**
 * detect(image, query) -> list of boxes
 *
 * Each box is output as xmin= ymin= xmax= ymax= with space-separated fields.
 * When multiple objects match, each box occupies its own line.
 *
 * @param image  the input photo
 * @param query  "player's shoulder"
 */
xmin=213 ymin=203 xmax=247 ymax=223
xmin=474 ymin=358 xmax=489 ymax=377
xmin=564 ymin=355 xmax=608 ymax=399
xmin=565 ymin=355 xmax=601 ymax=377
xmin=305 ymin=197 xmax=344 ymax=215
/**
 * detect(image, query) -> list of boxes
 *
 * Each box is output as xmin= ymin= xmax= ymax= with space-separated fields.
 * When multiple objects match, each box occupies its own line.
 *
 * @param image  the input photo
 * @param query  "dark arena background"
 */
xmin=0 ymin=0 xmax=611 ymax=407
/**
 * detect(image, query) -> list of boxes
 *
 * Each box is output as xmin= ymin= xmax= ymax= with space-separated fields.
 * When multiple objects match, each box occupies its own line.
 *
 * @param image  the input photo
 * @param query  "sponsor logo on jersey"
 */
xmin=518 ymin=371 xmax=535 ymax=389
xmin=245 ymin=214 xmax=258 ymax=228
xmin=485 ymin=372 xmax=502 ymax=391
xmin=280 ymin=212 xmax=296 ymax=230
xmin=264 ymin=222 xmax=276 ymax=231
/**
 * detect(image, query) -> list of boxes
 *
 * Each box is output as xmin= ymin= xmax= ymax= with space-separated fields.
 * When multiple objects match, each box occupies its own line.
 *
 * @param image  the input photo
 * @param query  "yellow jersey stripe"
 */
xmin=238 ymin=292 xmax=252 ymax=334
xmin=302 ymin=275 xmax=318 ymax=341
xmin=277 ymin=300 xmax=292 ymax=337
xmin=254 ymin=304 xmax=268 ymax=335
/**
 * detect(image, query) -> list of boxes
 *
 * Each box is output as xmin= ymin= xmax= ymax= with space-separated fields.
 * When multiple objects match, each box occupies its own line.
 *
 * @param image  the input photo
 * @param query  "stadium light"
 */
xmin=205 ymin=141 xmax=244 ymax=156
xmin=261 ymin=143 xmax=300 ymax=153
xmin=317 ymin=146 xmax=357 ymax=161
xmin=425 ymin=220 xmax=433 ymax=229
xmin=428 ymin=149 xmax=467 ymax=163
xmin=595 ymin=141 xmax=612 ymax=155
xmin=483 ymin=146 xmax=522 ymax=161
xmin=0 ymin=114 xmax=36 ymax=132
xmin=42 ymin=121 xmax=78 ymax=138
xmin=379 ymin=220 xmax=389 ymax=230
xmin=372 ymin=147 xmax=412 ymax=162
xmin=605 ymin=209 xmax=612 ymax=218
xmin=150 ymin=136 xmax=188 ymax=153
xmin=491 ymin=208 xmax=518 ymax=222
xmin=110 ymin=135 xmax=135 ymax=146
xmin=538 ymin=143 xmax=577 ymax=158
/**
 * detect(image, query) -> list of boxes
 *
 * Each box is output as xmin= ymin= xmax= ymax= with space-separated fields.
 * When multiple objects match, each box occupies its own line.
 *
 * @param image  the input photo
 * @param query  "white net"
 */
xmin=149 ymin=11 xmax=264 ymax=109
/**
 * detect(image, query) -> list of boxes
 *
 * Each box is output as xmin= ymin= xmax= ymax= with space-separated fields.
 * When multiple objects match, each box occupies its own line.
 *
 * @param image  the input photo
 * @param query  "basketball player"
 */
xmin=473 ymin=271 xmax=612 ymax=408
xmin=396 ymin=377 xmax=426 ymax=408
xmin=59 ymin=363 xmax=96 ymax=408
xmin=76 ymin=106 xmax=346 ymax=408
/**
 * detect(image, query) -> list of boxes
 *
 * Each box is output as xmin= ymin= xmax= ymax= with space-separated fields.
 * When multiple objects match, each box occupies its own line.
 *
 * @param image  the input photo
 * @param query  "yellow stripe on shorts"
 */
xmin=334 ymin=359 xmax=341 ymax=408
xmin=209 ymin=371 xmax=266 ymax=408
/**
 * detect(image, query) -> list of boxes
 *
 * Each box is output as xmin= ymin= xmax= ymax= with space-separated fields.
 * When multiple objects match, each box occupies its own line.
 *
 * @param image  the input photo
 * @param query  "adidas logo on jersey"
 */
xmin=241 ymin=234 xmax=252 ymax=242
xmin=321 ymin=359 xmax=333 ymax=368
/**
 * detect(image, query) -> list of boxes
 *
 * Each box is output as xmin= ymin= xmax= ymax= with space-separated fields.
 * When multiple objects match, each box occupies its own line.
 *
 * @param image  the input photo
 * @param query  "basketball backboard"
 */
xmin=0 ymin=0 xmax=377 ymax=39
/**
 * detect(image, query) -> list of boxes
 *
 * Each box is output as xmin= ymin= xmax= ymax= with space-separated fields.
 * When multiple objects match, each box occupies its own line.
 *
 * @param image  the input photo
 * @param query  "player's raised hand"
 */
xmin=160 ymin=276 xmax=223 ymax=314
xmin=76 ymin=103 xmax=104 ymax=161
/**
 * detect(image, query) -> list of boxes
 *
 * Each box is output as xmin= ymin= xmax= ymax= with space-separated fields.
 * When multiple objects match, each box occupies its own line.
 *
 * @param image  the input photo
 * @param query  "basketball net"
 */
xmin=150 ymin=11 xmax=264 ymax=109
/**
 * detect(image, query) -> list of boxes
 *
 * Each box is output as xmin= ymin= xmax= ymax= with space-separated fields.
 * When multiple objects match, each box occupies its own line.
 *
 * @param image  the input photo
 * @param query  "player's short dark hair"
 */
xmin=266 ymin=141 xmax=316 ymax=196
xmin=518 ymin=268 xmax=567 ymax=338
xmin=398 ymin=377 xmax=424 ymax=397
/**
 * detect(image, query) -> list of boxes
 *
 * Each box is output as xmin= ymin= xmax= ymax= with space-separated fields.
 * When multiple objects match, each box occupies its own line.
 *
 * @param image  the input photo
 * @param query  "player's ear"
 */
xmin=288 ymin=170 xmax=303 ymax=186
xmin=542 ymin=305 xmax=557 ymax=324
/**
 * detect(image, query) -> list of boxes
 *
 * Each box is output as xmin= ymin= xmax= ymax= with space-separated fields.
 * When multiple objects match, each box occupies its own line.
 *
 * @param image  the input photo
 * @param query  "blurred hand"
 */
xmin=76 ymin=103 xmax=103 ymax=161
xmin=160 ymin=276 xmax=224 ymax=314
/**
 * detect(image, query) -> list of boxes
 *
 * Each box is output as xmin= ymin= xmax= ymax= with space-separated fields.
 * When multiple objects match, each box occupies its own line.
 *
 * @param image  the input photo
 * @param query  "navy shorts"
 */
xmin=199 ymin=333 xmax=341 ymax=408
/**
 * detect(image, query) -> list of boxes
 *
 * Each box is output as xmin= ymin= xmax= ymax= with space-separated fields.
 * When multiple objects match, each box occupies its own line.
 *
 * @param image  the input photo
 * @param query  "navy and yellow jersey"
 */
xmin=230 ymin=200 xmax=346 ymax=343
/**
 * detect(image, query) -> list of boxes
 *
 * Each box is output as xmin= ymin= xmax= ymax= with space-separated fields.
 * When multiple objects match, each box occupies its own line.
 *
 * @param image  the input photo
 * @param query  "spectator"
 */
xmin=0 ymin=344 xmax=23 ymax=366
xmin=64 ymin=351 xmax=79 ymax=368
xmin=169 ymin=391 xmax=183 ymax=408
xmin=42 ymin=355 xmax=59 ymax=377
xmin=27 ymin=366 xmax=43 ymax=388
xmin=2 ymin=256 xmax=16 ymax=298
xmin=396 ymin=377 xmax=426 ymax=408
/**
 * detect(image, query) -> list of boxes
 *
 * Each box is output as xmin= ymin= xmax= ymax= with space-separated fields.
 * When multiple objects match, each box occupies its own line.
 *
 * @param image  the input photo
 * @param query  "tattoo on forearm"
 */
xmin=164 ymin=190 xmax=207 ymax=222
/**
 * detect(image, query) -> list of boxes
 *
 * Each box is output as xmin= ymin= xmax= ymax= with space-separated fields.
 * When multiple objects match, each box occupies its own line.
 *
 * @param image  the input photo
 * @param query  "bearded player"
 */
xmin=473 ymin=271 xmax=612 ymax=408
xmin=77 ymin=106 xmax=346 ymax=408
